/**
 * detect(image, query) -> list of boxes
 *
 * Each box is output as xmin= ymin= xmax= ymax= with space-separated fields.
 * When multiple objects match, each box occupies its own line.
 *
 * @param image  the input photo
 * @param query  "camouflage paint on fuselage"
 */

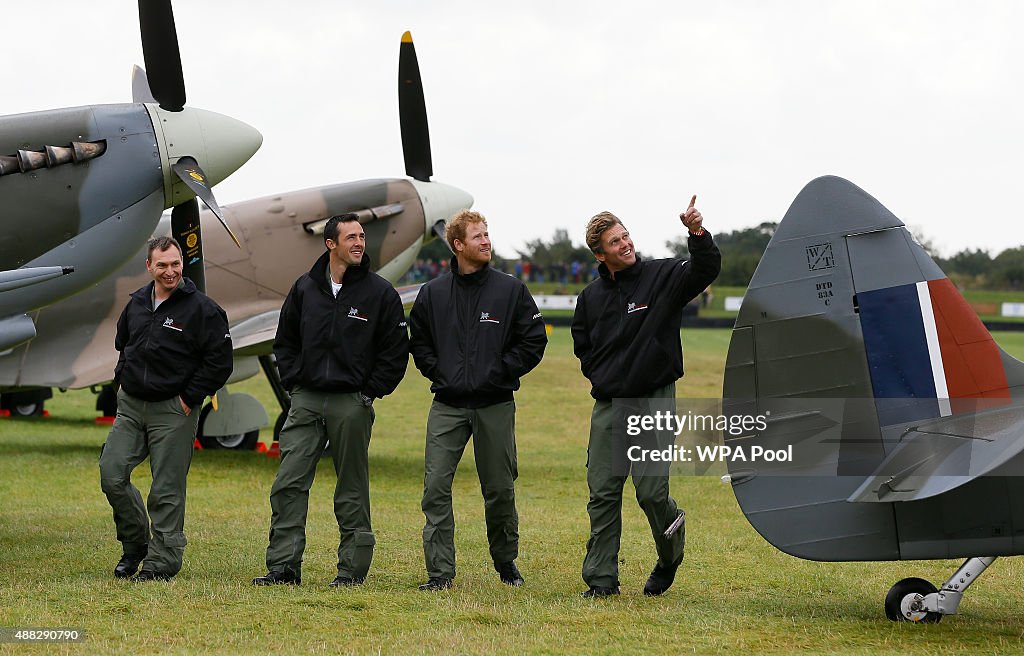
xmin=0 ymin=177 xmax=430 ymax=390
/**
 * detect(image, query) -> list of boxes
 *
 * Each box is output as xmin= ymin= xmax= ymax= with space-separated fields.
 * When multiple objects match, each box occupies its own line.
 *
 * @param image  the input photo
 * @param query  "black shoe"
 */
xmin=582 ymin=585 xmax=620 ymax=598
xmin=113 ymin=551 xmax=147 ymax=579
xmin=253 ymin=570 xmax=301 ymax=586
xmin=328 ymin=575 xmax=365 ymax=588
xmin=643 ymin=559 xmax=682 ymax=597
xmin=130 ymin=570 xmax=171 ymax=582
xmin=495 ymin=561 xmax=524 ymax=587
xmin=417 ymin=577 xmax=453 ymax=591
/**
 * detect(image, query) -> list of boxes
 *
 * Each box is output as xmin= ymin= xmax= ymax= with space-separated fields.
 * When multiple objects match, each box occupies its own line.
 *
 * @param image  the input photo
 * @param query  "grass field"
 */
xmin=3 ymin=329 xmax=1024 ymax=654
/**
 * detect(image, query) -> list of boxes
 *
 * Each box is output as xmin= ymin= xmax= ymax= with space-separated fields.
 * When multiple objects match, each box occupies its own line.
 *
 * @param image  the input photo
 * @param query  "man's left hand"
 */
xmin=680 ymin=194 xmax=703 ymax=233
xmin=179 ymin=397 xmax=192 ymax=416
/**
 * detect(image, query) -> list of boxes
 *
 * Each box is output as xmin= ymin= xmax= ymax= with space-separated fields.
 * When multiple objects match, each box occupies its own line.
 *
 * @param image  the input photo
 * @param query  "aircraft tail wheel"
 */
xmin=196 ymin=404 xmax=260 ymax=450
xmin=885 ymin=577 xmax=942 ymax=623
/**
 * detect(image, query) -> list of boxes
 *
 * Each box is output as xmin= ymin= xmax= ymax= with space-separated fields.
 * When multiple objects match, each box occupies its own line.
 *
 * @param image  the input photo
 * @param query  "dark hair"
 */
xmin=147 ymin=236 xmax=182 ymax=260
xmin=324 ymin=213 xmax=361 ymax=244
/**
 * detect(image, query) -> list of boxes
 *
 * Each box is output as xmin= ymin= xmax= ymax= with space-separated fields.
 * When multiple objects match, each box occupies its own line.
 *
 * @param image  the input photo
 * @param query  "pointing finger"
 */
xmin=688 ymin=195 xmax=697 ymax=210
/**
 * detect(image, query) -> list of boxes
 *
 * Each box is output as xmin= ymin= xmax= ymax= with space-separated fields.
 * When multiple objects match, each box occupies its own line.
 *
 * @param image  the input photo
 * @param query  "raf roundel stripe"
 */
xmin=858 ymin=279 xmax=1010 ymax=426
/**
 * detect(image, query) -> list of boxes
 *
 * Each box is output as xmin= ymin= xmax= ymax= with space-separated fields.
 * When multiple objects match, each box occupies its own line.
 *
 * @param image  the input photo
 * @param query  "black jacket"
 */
xmin=571 ymin=231 xmax=721 ymax=400
xmin=114 ymin=278 xmax=233 ymax=408
xmin=409 ymin=260 xmax=547 ymax=408
xmin=274 ymin=251 xmax=409 ymax=398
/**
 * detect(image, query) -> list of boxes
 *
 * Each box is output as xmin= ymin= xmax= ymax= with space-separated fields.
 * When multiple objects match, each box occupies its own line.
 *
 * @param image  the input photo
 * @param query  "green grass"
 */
xmin=2 ymin=329 xmax=1024 ymax=654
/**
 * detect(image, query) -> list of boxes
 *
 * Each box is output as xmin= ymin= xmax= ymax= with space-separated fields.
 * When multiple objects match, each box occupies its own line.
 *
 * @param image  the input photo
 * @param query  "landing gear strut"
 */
xmin=259 ymin=354 xmax=291 ymax=442
xmin=885 ymin=557 xmax=997 ymax=623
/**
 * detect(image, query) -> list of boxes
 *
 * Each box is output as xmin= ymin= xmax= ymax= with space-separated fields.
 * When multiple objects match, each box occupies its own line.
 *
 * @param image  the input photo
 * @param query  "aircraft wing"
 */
xmin=848 ymin=401 xmax=1024 ymax=503
xmin=227 ymin=283 xmax=422 ymax=358
xmin=229 ymin=310 xmax=280 ymax=357
xmin=396 ymin=283 xmax=423 ymax=305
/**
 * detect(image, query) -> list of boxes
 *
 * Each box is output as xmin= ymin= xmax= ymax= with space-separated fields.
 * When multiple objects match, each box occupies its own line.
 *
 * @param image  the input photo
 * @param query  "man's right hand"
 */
xmin=680 ymin=195 xmax=704 ymax=234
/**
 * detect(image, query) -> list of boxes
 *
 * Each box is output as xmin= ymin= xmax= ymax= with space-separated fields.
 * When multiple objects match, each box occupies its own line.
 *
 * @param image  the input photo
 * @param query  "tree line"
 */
xmin=408 ymin=224 xmax=1024 ymax=290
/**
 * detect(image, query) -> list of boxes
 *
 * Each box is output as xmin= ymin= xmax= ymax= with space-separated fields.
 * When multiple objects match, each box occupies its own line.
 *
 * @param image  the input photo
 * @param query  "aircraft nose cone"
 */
xmin=147 ymin=105 xmax=263 ymax=206
xmin=185 ymin=108 xmax=263 ymax=186
xmin=410 ymin=180 xmax=474 ymax=237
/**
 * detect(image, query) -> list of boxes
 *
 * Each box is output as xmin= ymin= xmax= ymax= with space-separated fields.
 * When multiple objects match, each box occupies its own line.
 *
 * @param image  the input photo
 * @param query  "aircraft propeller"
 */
xmin=135 ymin=0 xmax=251 ymax=293
xmin=399 ymin=31 xmax=433 ymax=183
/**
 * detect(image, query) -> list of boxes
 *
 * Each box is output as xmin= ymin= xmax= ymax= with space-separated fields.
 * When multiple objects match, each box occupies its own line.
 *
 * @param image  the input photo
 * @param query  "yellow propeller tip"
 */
xmin=402 ymin=31 xmax=413 ymax=43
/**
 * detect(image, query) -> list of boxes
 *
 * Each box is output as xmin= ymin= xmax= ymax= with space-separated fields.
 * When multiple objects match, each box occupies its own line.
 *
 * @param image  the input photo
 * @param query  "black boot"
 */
xmin=417 ymin=577 xmax=453 ymax=591
xmin=253 ymin=570 xmax=301 ymax=586
xmin=494 ymin=561 xmax=524 ymax=587
xmin=643 ymin=559 xmax=682 ymax=597
xmin=581 ymin=585 xmax=620 ymax=598
xmin=113 ymin=547 xmax=147 ymax=579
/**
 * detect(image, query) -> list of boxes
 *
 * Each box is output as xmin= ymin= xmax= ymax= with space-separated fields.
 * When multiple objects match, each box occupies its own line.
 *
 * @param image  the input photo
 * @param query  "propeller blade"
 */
xmin=432 ymin=219 xmax=452 ymax=253
xmin=171 ymin=199 xmax=206 ymax=292
xmin=398 ymin=31 xmax=433 ymax=182
xmin=171 ymin=156 xmax=241 ymax=248
xmin=138 ymin=0 xmax=186 ymax=112
xmin=131 ymin=65 xmax=157 ymax=104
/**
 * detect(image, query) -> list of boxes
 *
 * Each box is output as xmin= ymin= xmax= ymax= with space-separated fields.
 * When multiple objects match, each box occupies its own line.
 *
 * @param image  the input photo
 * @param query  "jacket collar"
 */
xmin=309 ymin=250 xmax=371 ymax=292
xmin=451 ymin=257 xmax=490 ymax=286
xmin=131 ymin=277 xmax=197 ymax=304
xmin=598 ymin=254 xmax=643 ymax=284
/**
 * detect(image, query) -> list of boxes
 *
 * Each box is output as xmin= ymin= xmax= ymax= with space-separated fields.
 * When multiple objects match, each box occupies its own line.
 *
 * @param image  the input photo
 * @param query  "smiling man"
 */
xmin=253 ymin=213 xmax=409 ymax=589
xmin=99 ymin=236 xmax=233 ymax=581
xmin=409 ymin=209 xmax=547 ymax=591
xmin=571 ymin=197 xmax=721 ymax=598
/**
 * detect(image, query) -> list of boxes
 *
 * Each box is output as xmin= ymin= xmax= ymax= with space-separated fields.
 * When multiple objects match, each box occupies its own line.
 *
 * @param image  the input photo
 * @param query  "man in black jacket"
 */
xmin=571 ymin=197 xmax=721 ymax=598
xmin=410 ymin=210 xmax=547 ymax=591
xmin=99 ymin=236 xmax=233 ymax=581
xmin=254 ymin=214 xmax=409 ymax=588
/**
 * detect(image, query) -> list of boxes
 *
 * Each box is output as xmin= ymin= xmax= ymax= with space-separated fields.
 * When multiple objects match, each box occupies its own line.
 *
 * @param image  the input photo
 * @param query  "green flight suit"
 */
xmin=582 ymin=383 xmax=684 ymax=588
xmin=265 ymin=388 xmax=376 ymax=580
xmin=421 ymin=400 xmax=518 ymax=580
xmin=99 ymin=390 xmax=201 ymax=576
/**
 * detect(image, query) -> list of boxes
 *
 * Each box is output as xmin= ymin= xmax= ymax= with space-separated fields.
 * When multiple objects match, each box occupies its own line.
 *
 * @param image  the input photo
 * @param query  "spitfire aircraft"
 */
xmin=0 ymin=0 xmax=261 ymax=360
xmin=723 ymin=175 xmax=1024 ymax=623
xmin=0 ymin=32 xmax=471 ymax=448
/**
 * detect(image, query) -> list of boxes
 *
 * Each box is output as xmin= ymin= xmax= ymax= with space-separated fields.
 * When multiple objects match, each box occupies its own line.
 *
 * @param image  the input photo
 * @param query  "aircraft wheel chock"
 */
xmin=196 ymin=404 xmax=260 ymax=450
xmin=885 ymin=577 xmax=941 ymax=623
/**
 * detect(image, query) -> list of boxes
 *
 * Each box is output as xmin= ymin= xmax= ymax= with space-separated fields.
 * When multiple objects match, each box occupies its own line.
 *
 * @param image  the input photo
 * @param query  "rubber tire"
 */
xmin=885 ymin=577 xmax=942 ymax=623
xmin=196 ymin=403 xmax=260 ymax=450
xmin=10 ymin=401 xmax=43 ymax=417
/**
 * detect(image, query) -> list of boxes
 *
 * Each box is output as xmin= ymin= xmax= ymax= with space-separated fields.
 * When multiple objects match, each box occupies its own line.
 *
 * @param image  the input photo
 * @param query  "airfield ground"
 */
xmin=3 ymin=328 xmax=1024 ymax=654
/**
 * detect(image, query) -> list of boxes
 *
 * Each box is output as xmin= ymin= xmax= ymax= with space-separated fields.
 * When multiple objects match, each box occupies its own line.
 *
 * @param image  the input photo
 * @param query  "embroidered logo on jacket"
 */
xmin=626 ymin=302 xmax=649 ymax=314
xmin=162 ymin=317 xmax=185 ymax=332
xmin=348 ymin=307 xmax=369 ymax=322
xmin=479 ymin=312 xmax=501 ymax=324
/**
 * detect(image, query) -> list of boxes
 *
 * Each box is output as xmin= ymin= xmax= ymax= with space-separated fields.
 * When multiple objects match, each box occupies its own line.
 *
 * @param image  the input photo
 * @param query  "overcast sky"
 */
xmin=5 ymin=1 xmax=1023 ymax=259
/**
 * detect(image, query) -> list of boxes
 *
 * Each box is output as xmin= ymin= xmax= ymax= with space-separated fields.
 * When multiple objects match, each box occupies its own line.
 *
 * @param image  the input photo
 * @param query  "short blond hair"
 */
xmin=445 ymin=210 xmax=487 ymax=251
xmin=585 ymin=211 xmax=623 ymax=253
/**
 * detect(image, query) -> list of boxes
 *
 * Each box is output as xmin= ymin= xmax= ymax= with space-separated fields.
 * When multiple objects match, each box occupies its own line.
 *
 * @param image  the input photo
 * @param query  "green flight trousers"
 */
xmin=582 ymin=383 xmax=684 ymax=588
xmin=265 ymin=388 xmax=376 ymax=580
xmin=421 ymin=400 xmax=518 ymax=580
xmin=99 ymin=390 xmax=201 ymax=577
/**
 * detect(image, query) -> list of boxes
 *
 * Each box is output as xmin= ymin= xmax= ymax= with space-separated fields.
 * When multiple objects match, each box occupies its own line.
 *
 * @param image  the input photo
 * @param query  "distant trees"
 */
xmin=666 ymin=222 xmax=777 ymax=287
xmin=410 ymin=219 xmax=1022 ymax=291
xmin=515 ymin=228 xmax=593 ymax=268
